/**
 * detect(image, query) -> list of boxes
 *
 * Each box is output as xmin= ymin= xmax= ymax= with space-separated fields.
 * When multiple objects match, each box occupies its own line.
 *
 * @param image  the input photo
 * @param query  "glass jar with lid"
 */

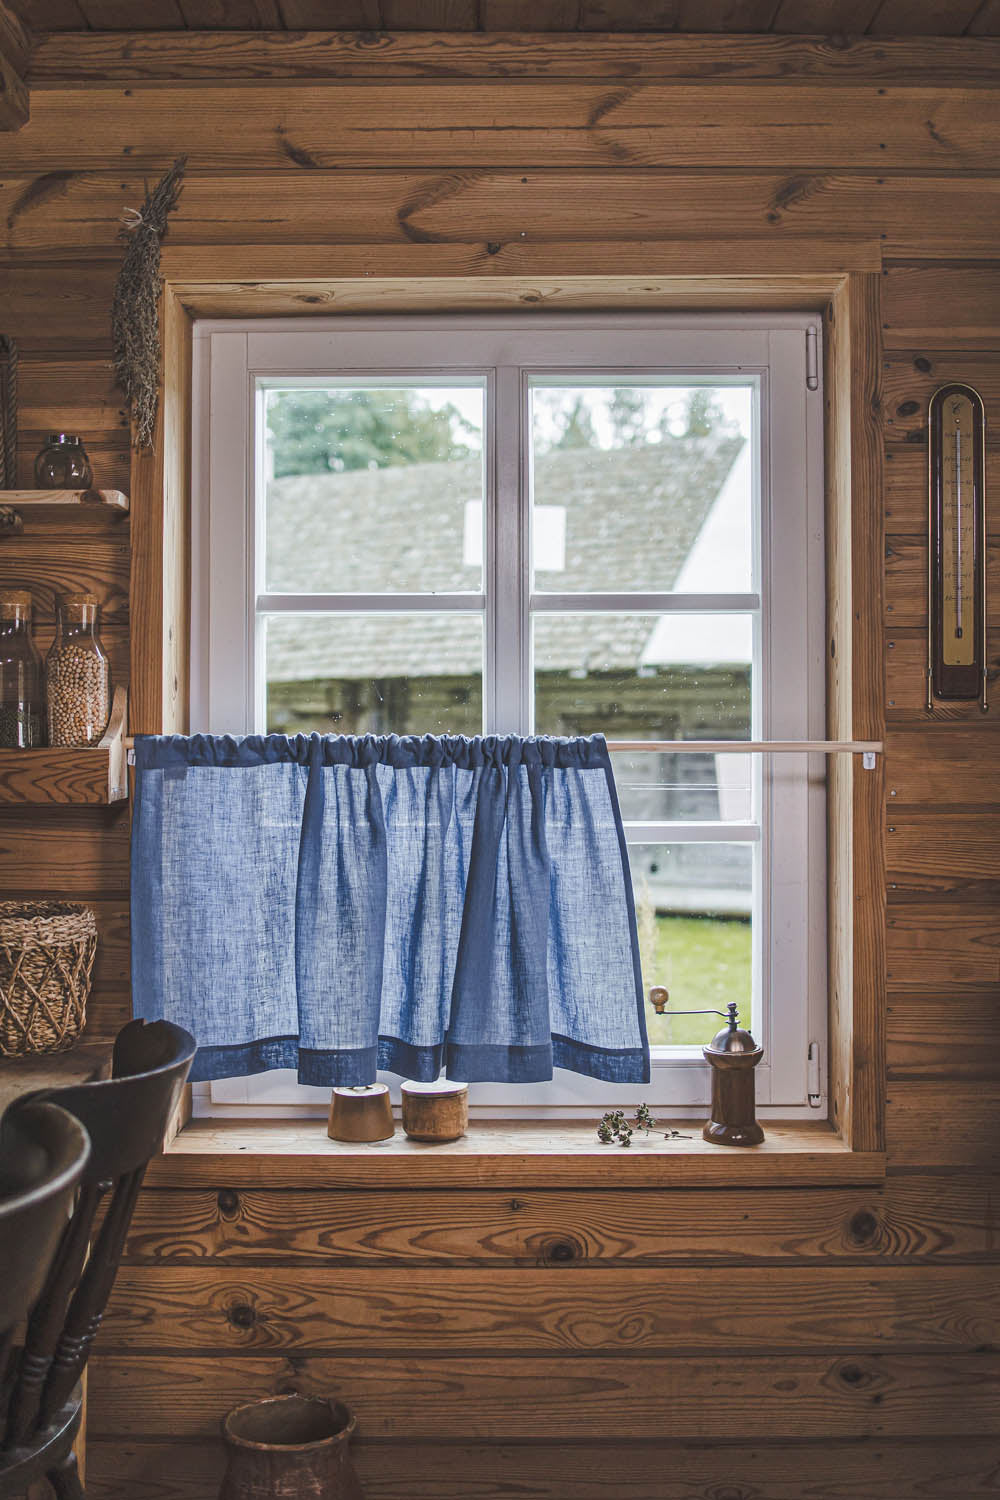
xmin=0 ymin=591 xmax=43 ymax=747
xmin=34 ymin=434 xmax=94 ymax=489
xmin=45 ymin=593 xmax=110 ymax=747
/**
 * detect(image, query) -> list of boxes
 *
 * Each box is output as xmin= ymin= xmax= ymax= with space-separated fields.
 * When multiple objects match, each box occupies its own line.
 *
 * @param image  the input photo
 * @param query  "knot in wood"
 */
xmin=838 ymin=1362 xmax=868 ymax=1387
xmin=228 ymin=1302 xmax=256 ymax=1330
xmin=543 ymin=1236 xmax=583 ymax=1264
xmin=217 ymin=1188 xmax=241 ymax=1217
xmin=848 ymin=1208 xmax=878 ymax=1245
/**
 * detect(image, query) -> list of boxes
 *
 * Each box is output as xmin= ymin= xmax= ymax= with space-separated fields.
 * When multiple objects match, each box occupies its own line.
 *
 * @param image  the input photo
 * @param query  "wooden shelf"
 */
xmin=0 ymin=491 xmax=129 ymax=533
xmin=0 ymin=686 xmax=128 ymax=805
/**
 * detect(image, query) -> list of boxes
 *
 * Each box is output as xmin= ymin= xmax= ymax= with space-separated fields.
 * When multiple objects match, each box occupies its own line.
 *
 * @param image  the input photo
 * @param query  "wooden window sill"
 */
xmin=147 ymin=1118 xmax=885 ymax=1189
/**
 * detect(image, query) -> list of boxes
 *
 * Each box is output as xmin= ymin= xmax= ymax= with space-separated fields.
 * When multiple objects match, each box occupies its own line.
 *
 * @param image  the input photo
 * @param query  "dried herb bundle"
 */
xmin=111 ymin=156 xmax=186 ymax=449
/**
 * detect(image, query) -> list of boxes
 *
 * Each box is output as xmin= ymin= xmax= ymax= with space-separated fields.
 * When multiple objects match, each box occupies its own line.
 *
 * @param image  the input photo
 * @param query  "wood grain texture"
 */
xmin=26 ymin=31 xmax=1000 ymax=83
xmin=6 ymin=85 xmax=1000 ymax=173
xmin=82 ymin=1436 xmax=1000 ymax=1500
xmin=886 ymin=812 xmax=1000 ymax=896
xmin=3 ymin=170 xmax=997 ymax=254
xmin=882 ymin=264 xmax=1000 ymax=348
xmin=0 ymin=805 xmax=129 ymax=894
xmin=145 ymin=1120 xmax=885 ymax=1189
xmin=99 ymin=1263 xmax=1000 ymax=1354
xmin=886 ymin=728 xmax=1000 ymax=806
xmin=120 ymin=1177 xmax=996 ymax=1264
xmin=887 ymin=1081 xmax=1000 ymax=1170
xmin=85 ymin=1351 xmax=1000 ymax=1441
xmin=886 ymin=904 xmax=1000 ymax=985
xmin=888 ymin=992 xmax=1000 ymax=1078
xmin=0 ymin=0 xmax=29 ymax=131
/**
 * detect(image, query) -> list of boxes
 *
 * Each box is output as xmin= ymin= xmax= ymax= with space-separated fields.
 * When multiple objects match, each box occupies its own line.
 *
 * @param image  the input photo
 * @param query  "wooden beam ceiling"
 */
xmin=8 ymin=0 xmax=1000 ymax=33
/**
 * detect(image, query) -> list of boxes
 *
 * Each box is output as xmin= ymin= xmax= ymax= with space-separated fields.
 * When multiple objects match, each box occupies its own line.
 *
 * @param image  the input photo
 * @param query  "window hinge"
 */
xmin=807 ymin=1041 xmax=822 ymax=1106
xmin=805 ymin=326 xmax=819 ymax=391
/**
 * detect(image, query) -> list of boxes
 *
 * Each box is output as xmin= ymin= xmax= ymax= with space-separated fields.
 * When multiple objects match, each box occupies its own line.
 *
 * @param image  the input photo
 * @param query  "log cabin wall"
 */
xmin=1 ymin=26 xmax=998 ymax=1499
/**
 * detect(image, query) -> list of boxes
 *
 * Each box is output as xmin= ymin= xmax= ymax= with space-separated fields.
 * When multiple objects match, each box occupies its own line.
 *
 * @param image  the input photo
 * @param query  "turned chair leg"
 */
xmin=48 ymin=1449 xmax=85 ymax=1500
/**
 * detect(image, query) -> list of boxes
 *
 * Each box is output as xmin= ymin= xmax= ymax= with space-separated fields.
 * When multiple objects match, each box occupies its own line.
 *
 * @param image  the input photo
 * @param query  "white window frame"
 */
xmin=190 ymin=312 xmax=826 ymax=1120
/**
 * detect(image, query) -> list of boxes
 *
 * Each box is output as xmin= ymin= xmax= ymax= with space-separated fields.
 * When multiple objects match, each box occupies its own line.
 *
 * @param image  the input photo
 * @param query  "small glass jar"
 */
xmin=34 ymin=433 xmax=93 ymax=489
xmin=0 ymin=591 xmax=44 ymax=748
xmin=46 ymin=593 xmax=110 ymax=747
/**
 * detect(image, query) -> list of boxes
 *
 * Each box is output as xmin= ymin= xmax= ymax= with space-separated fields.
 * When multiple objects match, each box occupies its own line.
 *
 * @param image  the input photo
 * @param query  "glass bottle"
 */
xmin=34 ymin=433 xmax=94 ymax=489
xmin=46 ymin=593 xmax=110 ymax=747
xmin=0 ymin=591 xmax=43 ymax=748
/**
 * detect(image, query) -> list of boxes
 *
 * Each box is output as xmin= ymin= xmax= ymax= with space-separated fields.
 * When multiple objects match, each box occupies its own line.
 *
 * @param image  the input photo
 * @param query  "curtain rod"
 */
xmin=124 ymin=736 xmax=882 ymax=765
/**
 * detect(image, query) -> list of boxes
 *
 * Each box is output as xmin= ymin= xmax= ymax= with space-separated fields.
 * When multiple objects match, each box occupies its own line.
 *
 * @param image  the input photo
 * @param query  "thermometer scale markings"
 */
xmin=941 ymin=394 xmax=976 ymax=668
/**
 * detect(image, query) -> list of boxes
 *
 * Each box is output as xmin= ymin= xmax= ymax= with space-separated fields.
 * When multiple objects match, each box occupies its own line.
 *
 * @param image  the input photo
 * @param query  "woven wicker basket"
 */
xmin=0 ymin=901 xmax=97 ymax=1056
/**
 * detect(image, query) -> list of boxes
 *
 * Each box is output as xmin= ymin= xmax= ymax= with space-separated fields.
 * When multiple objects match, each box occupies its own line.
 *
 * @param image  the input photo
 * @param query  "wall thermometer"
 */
xmin=927 ymin=382 xmax=988 ymax=710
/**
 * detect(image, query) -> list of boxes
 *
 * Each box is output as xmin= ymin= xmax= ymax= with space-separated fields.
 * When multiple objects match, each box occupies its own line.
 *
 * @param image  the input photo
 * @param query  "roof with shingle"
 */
xmin=265 ymin=434 xmax=743 ymax=681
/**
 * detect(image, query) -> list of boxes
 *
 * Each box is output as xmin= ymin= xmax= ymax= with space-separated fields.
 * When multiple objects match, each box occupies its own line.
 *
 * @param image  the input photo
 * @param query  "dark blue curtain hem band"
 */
xmin=133 ymin=730 xmax=613 ymax=774
xmin=190 ymin=1033 xmax=649 ymax=1087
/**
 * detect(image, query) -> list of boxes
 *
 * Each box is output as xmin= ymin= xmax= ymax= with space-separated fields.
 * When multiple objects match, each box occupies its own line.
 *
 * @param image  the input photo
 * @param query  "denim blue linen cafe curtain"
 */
xmin=131 ymin=733 xmax=649 ymax=1086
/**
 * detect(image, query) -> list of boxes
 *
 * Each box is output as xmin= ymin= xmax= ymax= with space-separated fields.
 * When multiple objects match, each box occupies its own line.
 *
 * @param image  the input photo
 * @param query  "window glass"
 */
xmin=630 ymin=841 xmax=754 ymax=1050
xmin=262 ymin=383 xmax=485 ymax=595
xmin=530 ymin=382 xmax=754 ymax=594
xmin=263 ymin=613 xmax=483 ymax=737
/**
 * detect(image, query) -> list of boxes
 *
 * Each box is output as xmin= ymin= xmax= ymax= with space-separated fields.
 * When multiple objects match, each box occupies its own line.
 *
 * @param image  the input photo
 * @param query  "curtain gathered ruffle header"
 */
xmin=131 ymin=732 xmax=649 ymax=1088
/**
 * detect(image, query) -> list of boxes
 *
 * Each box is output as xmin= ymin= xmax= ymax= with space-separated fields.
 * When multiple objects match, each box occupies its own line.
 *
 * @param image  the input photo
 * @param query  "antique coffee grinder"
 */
xmin=649 ymin=988 xmax=764 ymax=1146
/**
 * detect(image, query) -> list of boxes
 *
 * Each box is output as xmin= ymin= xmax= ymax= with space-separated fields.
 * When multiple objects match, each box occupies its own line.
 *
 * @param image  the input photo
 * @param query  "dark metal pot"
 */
xmin=219 ymin=1394 xmax=364 ymax=1500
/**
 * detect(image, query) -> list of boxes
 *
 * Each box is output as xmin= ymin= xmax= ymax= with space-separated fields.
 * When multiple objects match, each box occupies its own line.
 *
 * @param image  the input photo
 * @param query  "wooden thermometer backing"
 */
xmin=928 ymin=382 xmax=987 ymax=709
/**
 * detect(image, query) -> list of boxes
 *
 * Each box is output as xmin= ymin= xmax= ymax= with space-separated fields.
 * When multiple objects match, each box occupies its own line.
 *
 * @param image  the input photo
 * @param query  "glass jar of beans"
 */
xmin=0 ymin=591 xmax=44 ymax=747
xmin=46 ymin=593 xmax=110 ymax=747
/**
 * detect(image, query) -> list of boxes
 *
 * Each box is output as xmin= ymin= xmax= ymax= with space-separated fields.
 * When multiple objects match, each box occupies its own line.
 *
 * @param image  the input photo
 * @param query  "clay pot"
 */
xmin=219 ymin=1394 xmax=364 ymax=1500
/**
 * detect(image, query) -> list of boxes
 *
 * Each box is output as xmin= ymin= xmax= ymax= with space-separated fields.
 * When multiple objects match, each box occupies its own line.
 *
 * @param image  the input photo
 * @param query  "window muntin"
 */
xmin=193 ymin=314 xmax=825 ymax=1115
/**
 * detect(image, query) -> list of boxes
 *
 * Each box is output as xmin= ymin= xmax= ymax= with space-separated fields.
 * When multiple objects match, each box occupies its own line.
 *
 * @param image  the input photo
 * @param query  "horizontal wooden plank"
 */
xmin=888 ymin=1081 xmax=1000 ymax=1170
xmin=1 ymin=169 xmax=995 ymax=255
xmin=0 ymin=532 xmax=130 ymax=623
xmin=886 ymin=904 xmax=1000 ymax=986
xmin=0 ymin=744 xmax=124 ymax=804
xmin=889 ymin=992 xmax=1000 ymax=1078
xmin=83 ymin=1435 xmax=1000 ymax=1500
xmin=886 ymin=812 xmax=1000 ymax=896
xmin=86 ymin=1351 xmax=1000 ymax=1441
xmin=885 ymin=538 xmax=1000 ymax=629
xmin=100 ymin=1263 xmax=1000 ymax=1355
xmin=885 ymin=728 xmax=1000 ymax=805
xmin=17 ymin=355 xmax=124 ymax=425
xmin=27 ymin=32 xmax=1000 ymax=84
xmin=147 ymin=1120 xmax=884 ymax=1189
xmin=882 ymin=266 xmax=1000 ymax=349
xmin=886 ymin=447 xmax=1000 ymax=536
xmin=122 ymin=1176 xmax=994 ymax=1265
xmin=0 ymin=262 xmax=118 ymax=350
xmin=885 ymin=628 xmax=1000 ymax=721
xmin=7 ymin=85 xmax=1000 ymax=173
xmin=0 ymin=805 xmax=129 ymax=895
xmin=883 ymin=352 xmax=1000 ymax=451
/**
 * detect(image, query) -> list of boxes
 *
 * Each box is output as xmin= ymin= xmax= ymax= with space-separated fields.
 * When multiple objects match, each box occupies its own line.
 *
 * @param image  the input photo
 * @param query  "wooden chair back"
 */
xmin=0 ymin=1100 xmax=90 ymax=1386
xmin=2 ymin=1019 xmax=195 ymax=1449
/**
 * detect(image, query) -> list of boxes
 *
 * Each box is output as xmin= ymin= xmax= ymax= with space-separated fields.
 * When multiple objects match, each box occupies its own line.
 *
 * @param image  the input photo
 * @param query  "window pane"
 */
xmin=529 ymin=382 xmax=753 ymax=594
xmin=263 ymin=613 xmax=483 ymax=736
xmin=631 ymin=842 xmax=753 ymax=1050
xmin=533 ymin=613 xmax=753 ymax=821
xmin=261 ymin=383 xmax=485 ymax=594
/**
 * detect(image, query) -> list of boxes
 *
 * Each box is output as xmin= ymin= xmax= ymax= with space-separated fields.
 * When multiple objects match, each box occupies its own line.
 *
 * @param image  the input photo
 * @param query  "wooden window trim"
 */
xmin=130 ymin=251 xmax=885 ymax=1181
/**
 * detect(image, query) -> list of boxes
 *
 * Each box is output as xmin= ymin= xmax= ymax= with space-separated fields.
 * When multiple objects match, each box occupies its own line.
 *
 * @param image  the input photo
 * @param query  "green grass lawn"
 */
xmin=639 ymin=913 xmax=752 ymax=1047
